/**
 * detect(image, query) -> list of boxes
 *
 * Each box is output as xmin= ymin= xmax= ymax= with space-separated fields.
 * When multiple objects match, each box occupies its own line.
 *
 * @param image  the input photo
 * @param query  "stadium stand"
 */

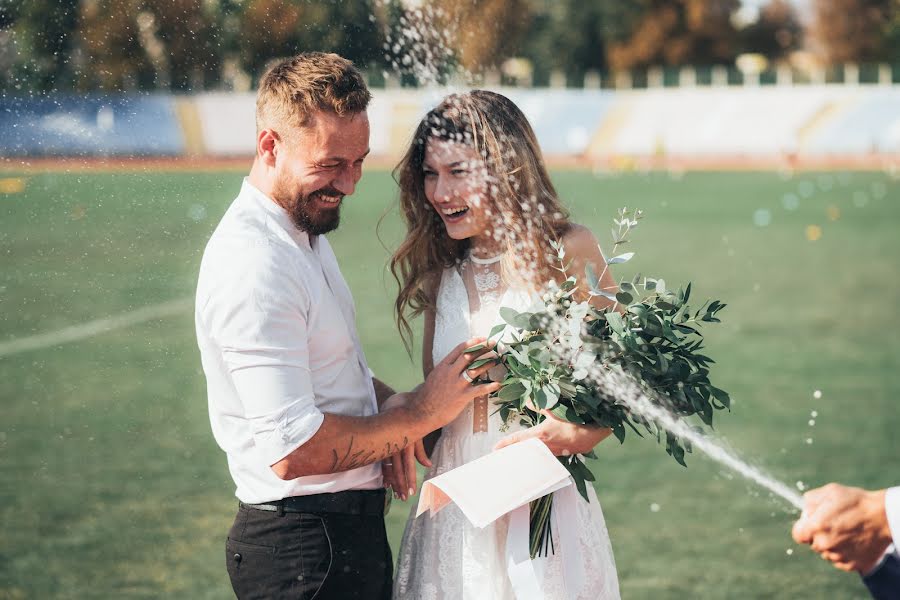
xmin=2 ymin=86 xmax=898 ymax=161
xmin=0 ymin=95 xmax=184 ymax=157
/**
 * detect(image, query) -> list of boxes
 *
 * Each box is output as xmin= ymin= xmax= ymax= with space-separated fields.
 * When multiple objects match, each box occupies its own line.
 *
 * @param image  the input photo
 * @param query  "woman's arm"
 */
xmin=495 ymin=224 xmax=617 ymax=456
xmin=420 ymin=304 xmax=442 ymax=456
xmin=559 ymin=223 xmax=619 ymax=312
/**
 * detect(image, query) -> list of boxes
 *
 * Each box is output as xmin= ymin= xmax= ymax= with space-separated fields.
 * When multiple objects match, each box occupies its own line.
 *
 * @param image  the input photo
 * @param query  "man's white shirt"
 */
xmin=196 ymin=179 xmax=381 ymax=504
xmin=883 ymin=487 xmax=900 ymax=562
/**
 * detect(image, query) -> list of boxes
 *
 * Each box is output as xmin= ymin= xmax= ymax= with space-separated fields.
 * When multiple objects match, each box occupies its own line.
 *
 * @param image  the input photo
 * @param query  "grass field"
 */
xmin=1 ymin=168 xmax=898 ymax=599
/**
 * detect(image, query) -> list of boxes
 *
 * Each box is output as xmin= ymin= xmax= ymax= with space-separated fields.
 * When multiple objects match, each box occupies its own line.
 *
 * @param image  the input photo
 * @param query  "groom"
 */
xmin=195 ymin=52 xmax=499 ymax=599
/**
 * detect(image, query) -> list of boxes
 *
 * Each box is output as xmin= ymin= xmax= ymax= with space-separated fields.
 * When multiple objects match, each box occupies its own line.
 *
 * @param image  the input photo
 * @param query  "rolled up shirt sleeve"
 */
xmin=886 ymin=487 xmax=900 ymax=546
xmin=209 ymin=255 xmax=324 ymax=467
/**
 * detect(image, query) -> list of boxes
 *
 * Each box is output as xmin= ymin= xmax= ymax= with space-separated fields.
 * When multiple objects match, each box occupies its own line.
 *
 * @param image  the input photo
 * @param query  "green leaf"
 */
xmin=710 ymin=386 xmax=731 ymax=409
xmin=534 ymin=388 xmax=549 ymax=410
xmin=488 ymin=323 xmax=507 ymax=339
xmin=605 ymin=312 xmax=626 ymax=335
xmin=563 ymin=460 xmax=590 ymax=502
xmin=463 ymin=343 xmax=487 ymax=354
xmin=498 ymin=381 xmax=527 ymax=401
xmin=607 ymin=252 xmax=634 ymax=265
xmin=499 ymin=307 xmax=522 ymax=327
xmin=468 ymin=357 xmax=497 ymax=370
xmin=513 ymin=312 xmax=536 ymax=330
xmin=585 ymin=264 xmax=598 ymax=289
xmin=615 ymin=291 xmax=633 ymax=304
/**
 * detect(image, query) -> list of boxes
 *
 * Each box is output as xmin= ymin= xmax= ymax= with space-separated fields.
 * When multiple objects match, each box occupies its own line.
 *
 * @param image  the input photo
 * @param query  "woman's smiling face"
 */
xmin=422 ymin=138 xmax=494 ymax=242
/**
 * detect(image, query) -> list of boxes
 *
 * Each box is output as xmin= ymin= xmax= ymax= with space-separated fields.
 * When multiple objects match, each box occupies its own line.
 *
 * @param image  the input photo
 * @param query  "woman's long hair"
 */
xmin=390 ymin=90 xmax=571 ymax=352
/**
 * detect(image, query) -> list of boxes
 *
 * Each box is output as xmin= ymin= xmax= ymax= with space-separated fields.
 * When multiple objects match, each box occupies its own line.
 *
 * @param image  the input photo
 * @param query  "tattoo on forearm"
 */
xmin=331 ymin=435 xmax=411 ymax=472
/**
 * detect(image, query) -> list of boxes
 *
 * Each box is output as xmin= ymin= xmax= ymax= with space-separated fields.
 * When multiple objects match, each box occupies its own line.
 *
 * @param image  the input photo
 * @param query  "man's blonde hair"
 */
xmin=256 ymin=52 xmax=371 ymax=133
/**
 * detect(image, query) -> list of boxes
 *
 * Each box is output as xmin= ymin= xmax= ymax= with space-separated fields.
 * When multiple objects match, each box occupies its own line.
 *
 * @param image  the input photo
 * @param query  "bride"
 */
xmin=386 ymin=90 xmax=621 ymax=599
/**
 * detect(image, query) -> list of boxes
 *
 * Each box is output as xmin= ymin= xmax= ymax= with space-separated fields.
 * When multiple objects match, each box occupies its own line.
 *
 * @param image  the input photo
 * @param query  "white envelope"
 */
xmin=416 ymin=437 xmax=573 ymax=529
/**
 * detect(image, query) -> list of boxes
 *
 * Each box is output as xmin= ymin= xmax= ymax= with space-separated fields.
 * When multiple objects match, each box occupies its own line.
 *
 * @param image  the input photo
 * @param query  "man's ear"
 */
xmin=257 ymin=129 xmax=279 ymax=166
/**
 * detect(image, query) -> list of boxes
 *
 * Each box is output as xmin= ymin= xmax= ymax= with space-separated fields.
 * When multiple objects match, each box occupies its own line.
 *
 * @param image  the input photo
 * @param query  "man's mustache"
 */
xmin=309 ymin=187 xmax=344 ymax=201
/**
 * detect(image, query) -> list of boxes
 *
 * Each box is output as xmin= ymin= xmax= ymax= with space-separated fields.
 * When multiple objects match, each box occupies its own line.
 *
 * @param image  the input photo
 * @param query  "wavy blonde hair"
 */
xmin=390 ymin=90 xmax=571 ymax=351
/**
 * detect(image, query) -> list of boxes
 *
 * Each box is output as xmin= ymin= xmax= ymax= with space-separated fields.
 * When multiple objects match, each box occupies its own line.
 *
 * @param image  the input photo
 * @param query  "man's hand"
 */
xmin=380 ymin=338 xmax=500 ymax=502
xmin=380 ymin=393 xmax=432 ymax=501
xmin=493 ymin=409 xmax=612 ymax=456
xmin=792 ymin=483 xmax=892 ymax=573
xmin=413 ymin=338 xmax=501 ymax=429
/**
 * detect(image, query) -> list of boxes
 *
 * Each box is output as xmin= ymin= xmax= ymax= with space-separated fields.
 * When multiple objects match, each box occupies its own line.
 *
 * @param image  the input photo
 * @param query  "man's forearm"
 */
xmin=271 ymin=404 xmax=434 ymax=480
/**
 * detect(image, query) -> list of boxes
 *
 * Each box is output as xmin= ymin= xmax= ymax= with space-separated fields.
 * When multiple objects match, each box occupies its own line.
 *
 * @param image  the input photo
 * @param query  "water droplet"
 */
xmin=813 ymin=390 xmax=822 ymax=399
xmin=798 ymin=181 xmax=815 ymax=198
xmin=805 ymin=224 xmax=822 ymax=241
xmin=650 ymin=503 xmax=660 ymax=512
xmin=796 ymin=481 xmax=806 ymax=491
xmin=811 ymin=411 xmax=818 ymax=417
xmin=188 ymin=204 xmax=207 ymax=222
xmin=808 ymin=420 xmax=815 ymax=426
xmin=805 ymin=438 xmax=814 ymax=445
xmin=753 ymin=209 xmax=772 ymax=227
xmin=781 ymin=193 xmax=799 ymax=211
xmin=786 ymin=548 xmax=794 ymax=555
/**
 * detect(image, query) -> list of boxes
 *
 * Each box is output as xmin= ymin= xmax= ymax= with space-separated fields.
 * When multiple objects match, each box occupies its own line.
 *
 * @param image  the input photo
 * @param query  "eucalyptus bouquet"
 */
xmin=466 ymin=208 xmax=731 ymax=558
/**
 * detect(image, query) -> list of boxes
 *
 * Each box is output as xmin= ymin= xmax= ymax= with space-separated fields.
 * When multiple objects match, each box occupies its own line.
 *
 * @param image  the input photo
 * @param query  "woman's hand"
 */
xmin=379 ymin=392 xmax=433 ymax=501
xmin=493 ymin=409 xmax=612 ymax=456
xmin=382 ymin=439 xmax=431 ymax=501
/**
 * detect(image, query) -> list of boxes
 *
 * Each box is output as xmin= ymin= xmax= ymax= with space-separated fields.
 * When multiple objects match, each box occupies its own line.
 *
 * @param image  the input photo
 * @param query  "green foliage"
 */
xmin=474 ymin=208 xmax=730 ymax=557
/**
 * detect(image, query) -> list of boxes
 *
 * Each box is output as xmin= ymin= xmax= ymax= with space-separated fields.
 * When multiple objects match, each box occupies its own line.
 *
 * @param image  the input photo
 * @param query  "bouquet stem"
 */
xmin=529 ymin=493 xmax=555 ymax=558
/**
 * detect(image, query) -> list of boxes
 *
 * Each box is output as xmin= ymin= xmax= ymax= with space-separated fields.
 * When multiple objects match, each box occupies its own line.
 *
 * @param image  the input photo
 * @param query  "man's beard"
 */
xmin=274 ymin=180 xmax=343 ymax=235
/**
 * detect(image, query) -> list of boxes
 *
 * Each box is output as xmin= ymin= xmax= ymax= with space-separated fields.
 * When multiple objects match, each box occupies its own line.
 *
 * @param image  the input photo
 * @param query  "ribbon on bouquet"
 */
xmin=506 ymin=484 xmax=585 ymax=600
xmin=416 ymin=438 xmax=586 ymax=600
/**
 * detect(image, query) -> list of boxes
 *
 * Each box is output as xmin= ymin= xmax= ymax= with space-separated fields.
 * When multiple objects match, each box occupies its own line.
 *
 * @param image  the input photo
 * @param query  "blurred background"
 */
xmin=1 ymin=1 xmax=898 ymax=598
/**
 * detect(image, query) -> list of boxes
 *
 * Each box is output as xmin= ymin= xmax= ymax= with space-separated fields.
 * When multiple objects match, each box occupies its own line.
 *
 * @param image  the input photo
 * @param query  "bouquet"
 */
xmin=466 ymin=208 xmax=731 ymax=558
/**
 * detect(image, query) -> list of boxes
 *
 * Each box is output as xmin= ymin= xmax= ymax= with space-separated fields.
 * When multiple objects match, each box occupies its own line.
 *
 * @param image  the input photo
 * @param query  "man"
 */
xmin=195 ymin=52 xmax=499 ymax=599
xmin=793 ymin=483 xmax=900 ymax=599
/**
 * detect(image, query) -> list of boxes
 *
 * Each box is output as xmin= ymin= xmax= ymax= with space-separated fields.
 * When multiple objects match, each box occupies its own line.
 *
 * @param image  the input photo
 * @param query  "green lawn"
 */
xmin=1 ymin=168 xmax=897 ymax=599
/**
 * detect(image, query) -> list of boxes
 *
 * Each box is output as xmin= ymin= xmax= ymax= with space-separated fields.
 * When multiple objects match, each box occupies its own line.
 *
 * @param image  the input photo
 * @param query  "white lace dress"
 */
xmin=393 ymin=262 xmax=620 ymax=600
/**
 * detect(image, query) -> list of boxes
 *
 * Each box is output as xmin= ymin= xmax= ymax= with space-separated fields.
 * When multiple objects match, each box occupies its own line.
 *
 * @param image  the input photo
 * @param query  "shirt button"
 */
xmin=297 ymin=575 xmax=304 ymax=582
xmin=233 ymin=553 xmax=242 ymax=562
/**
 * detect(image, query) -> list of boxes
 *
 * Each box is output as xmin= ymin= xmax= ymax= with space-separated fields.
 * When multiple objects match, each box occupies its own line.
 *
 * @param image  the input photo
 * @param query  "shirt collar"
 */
xmin=240 ymin=178 xmax=314 ymax=251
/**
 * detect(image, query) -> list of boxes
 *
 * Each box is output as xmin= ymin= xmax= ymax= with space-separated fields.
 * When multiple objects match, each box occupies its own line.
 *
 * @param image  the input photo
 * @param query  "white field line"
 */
xmin=0 ymin=297 xmax=193 ymax=358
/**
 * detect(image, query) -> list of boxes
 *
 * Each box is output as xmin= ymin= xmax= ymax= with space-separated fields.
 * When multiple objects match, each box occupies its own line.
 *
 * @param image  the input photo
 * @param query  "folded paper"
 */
xmin=416 ymin=437 xmax=572 ymax=528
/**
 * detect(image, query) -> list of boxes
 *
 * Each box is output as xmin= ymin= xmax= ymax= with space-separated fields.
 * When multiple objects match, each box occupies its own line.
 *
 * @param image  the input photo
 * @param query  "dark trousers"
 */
xmin=225 ymin=494 xmax=393 ymax=600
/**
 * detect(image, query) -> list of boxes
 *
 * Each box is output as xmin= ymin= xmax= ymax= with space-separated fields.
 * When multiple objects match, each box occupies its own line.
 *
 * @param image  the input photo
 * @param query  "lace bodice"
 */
xmin=432 ymin=263 xmax=534 ymax=438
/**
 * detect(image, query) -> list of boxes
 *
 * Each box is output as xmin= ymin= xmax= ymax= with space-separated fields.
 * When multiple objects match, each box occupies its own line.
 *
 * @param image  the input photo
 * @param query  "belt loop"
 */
xmin=276 ymin=500 xmax=285 ymax=518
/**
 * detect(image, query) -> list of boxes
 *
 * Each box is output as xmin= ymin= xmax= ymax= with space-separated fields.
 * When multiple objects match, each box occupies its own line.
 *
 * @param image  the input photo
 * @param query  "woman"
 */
xmin=387 ymin=90 xmax=621 ymax=599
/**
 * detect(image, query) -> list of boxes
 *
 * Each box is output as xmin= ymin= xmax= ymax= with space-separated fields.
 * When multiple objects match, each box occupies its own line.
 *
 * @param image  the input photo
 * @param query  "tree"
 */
xmin=809 ymin=0 xmax=897 ymax=64
xmin=739 ymin=0 xmax=804 ymax=61
xmin=432 ymin=0 xmax=532 ymax=72
xmin=603 ymin=0 xmax=741 ymax=70
xmin=236 ymin=0 xmax=384 ymax=84
xmin=519 ymin=0 xmax=611 ymax=84
xmin=0 ymin=0 xmax=80 ymax=93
